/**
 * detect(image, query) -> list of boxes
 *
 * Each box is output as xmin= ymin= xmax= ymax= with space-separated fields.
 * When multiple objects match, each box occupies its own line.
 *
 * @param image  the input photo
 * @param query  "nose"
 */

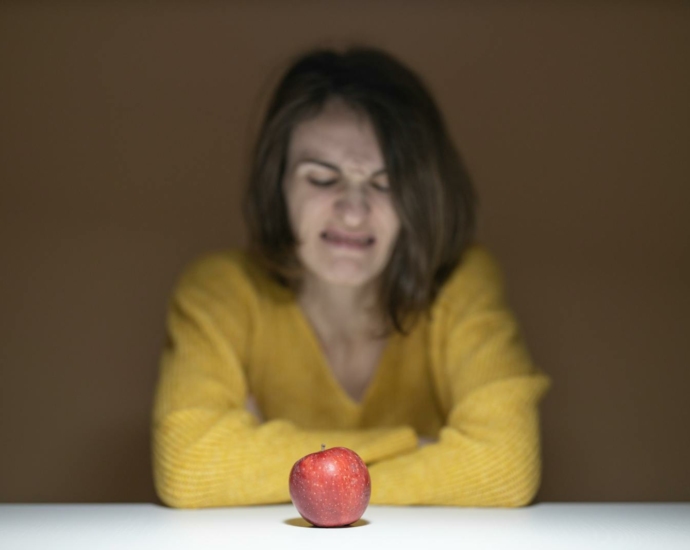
xmin=336 ymin=185 xmax=370 ymax=227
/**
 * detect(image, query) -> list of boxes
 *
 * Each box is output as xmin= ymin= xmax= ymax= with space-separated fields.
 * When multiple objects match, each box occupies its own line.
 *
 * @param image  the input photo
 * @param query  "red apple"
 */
xmin=289 ymin=445 xmax=371 ymax=527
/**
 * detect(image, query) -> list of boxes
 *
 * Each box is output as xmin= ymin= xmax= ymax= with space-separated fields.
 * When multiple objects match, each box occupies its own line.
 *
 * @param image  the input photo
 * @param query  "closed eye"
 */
xmin=308 ymin=177 xmax=338 ymax=187
xmin=371 ymin=181 xmax=391 ymax=192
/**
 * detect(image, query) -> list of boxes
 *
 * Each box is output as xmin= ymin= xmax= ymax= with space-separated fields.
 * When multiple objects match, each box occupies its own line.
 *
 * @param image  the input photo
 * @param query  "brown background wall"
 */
xmin=1 ymin=1 xmax=689 ymax=503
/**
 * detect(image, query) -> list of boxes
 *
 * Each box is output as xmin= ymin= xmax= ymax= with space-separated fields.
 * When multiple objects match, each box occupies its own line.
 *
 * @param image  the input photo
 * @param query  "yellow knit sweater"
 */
xmin=152 ymin=243 xmax=550 ymax=508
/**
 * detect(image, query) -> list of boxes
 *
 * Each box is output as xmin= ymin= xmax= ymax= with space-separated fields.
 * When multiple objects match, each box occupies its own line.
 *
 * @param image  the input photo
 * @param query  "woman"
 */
xmin=152 ymin=48 xmax=550 ymax=508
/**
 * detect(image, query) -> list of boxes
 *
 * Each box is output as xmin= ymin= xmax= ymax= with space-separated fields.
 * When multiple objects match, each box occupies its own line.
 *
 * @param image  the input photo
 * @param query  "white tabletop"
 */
xmin=1 ymin=503 xmax=689 ymax=550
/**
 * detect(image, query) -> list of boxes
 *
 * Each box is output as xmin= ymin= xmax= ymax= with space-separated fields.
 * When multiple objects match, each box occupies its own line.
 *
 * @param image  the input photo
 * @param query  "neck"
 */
xmin=297 ymin=275 xmax=385 ymax=343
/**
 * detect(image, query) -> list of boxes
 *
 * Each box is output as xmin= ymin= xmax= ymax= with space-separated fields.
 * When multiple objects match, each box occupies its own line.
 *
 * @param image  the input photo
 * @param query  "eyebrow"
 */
xmin=297 ymin=158 xmax=387 ymax=177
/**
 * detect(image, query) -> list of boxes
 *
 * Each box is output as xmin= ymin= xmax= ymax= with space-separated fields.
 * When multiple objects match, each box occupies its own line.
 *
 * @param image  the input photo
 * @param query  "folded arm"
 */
xmin=367 ymin=247 xmax=550 ymax=506
xmin=152 ymin=257 xmax=417 ymax=508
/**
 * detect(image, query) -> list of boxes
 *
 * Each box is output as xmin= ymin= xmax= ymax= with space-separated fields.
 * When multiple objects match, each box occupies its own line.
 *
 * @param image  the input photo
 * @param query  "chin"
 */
xmin=319 ymin=265 xmax=377 ymax=288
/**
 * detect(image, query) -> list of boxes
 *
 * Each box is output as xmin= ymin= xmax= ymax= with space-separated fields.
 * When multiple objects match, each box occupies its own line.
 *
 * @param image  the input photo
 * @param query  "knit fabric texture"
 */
xmin=152 ymin=243 xmax=551 ymax=508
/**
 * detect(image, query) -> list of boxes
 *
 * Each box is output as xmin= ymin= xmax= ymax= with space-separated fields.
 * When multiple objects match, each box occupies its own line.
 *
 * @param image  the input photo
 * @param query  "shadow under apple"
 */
xmin=284 ymin=518 xmax=370 ymax=528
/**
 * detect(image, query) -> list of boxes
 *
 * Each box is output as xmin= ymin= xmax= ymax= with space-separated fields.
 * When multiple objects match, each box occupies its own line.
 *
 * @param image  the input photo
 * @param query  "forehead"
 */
xmin=287 ymin=100 xmax=384 ymax=169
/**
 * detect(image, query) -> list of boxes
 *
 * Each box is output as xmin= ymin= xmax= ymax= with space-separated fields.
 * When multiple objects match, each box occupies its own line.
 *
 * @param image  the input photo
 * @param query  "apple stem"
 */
xmin=321 ymin=444 xmax=325 ymax=451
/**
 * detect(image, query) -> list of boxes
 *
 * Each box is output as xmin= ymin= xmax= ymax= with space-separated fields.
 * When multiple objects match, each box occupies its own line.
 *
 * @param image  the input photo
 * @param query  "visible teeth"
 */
xmin=323 ymin=232 xmax=373 ymax=246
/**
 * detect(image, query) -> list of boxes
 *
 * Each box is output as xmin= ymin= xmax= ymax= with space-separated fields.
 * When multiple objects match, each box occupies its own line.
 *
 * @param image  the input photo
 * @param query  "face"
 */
xmin=283 ymin=99 xmax=400 ymax=291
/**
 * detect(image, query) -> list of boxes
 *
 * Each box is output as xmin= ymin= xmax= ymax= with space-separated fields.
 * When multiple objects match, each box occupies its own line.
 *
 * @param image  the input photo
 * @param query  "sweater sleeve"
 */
xmin=367 ymin=245 xmax=551 ymax=507
xmin=151 ymin=253 xmax=417 ymax=509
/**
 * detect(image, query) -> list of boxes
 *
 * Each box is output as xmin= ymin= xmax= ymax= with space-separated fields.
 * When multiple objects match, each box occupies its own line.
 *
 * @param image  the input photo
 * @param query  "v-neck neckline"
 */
xmin=289 ymin=299 xmax=396 ymax=414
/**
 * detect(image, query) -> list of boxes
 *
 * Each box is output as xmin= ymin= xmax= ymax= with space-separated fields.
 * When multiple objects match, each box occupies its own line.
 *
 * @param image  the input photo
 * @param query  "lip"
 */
xmin=320 ymin=229 xmax=376 ymax=249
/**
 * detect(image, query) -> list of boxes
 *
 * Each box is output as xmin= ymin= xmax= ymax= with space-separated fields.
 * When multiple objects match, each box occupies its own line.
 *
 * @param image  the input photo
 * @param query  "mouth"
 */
xmin=320 ymin=230 xmax=376 ymax=249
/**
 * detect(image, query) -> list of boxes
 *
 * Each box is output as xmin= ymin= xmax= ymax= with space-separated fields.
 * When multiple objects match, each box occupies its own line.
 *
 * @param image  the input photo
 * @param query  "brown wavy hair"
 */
xmin=243 ymin=47 xmax=477 ymax=333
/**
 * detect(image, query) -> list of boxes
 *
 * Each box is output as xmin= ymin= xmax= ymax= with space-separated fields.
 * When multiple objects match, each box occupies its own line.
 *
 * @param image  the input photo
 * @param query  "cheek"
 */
xmin=388 ymin=206 xmax=401 ymax=236
xmin=289 ymin=189 xmax=333 ymax=238
xmin=374 ymin=198 xmax=401 ymax=241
